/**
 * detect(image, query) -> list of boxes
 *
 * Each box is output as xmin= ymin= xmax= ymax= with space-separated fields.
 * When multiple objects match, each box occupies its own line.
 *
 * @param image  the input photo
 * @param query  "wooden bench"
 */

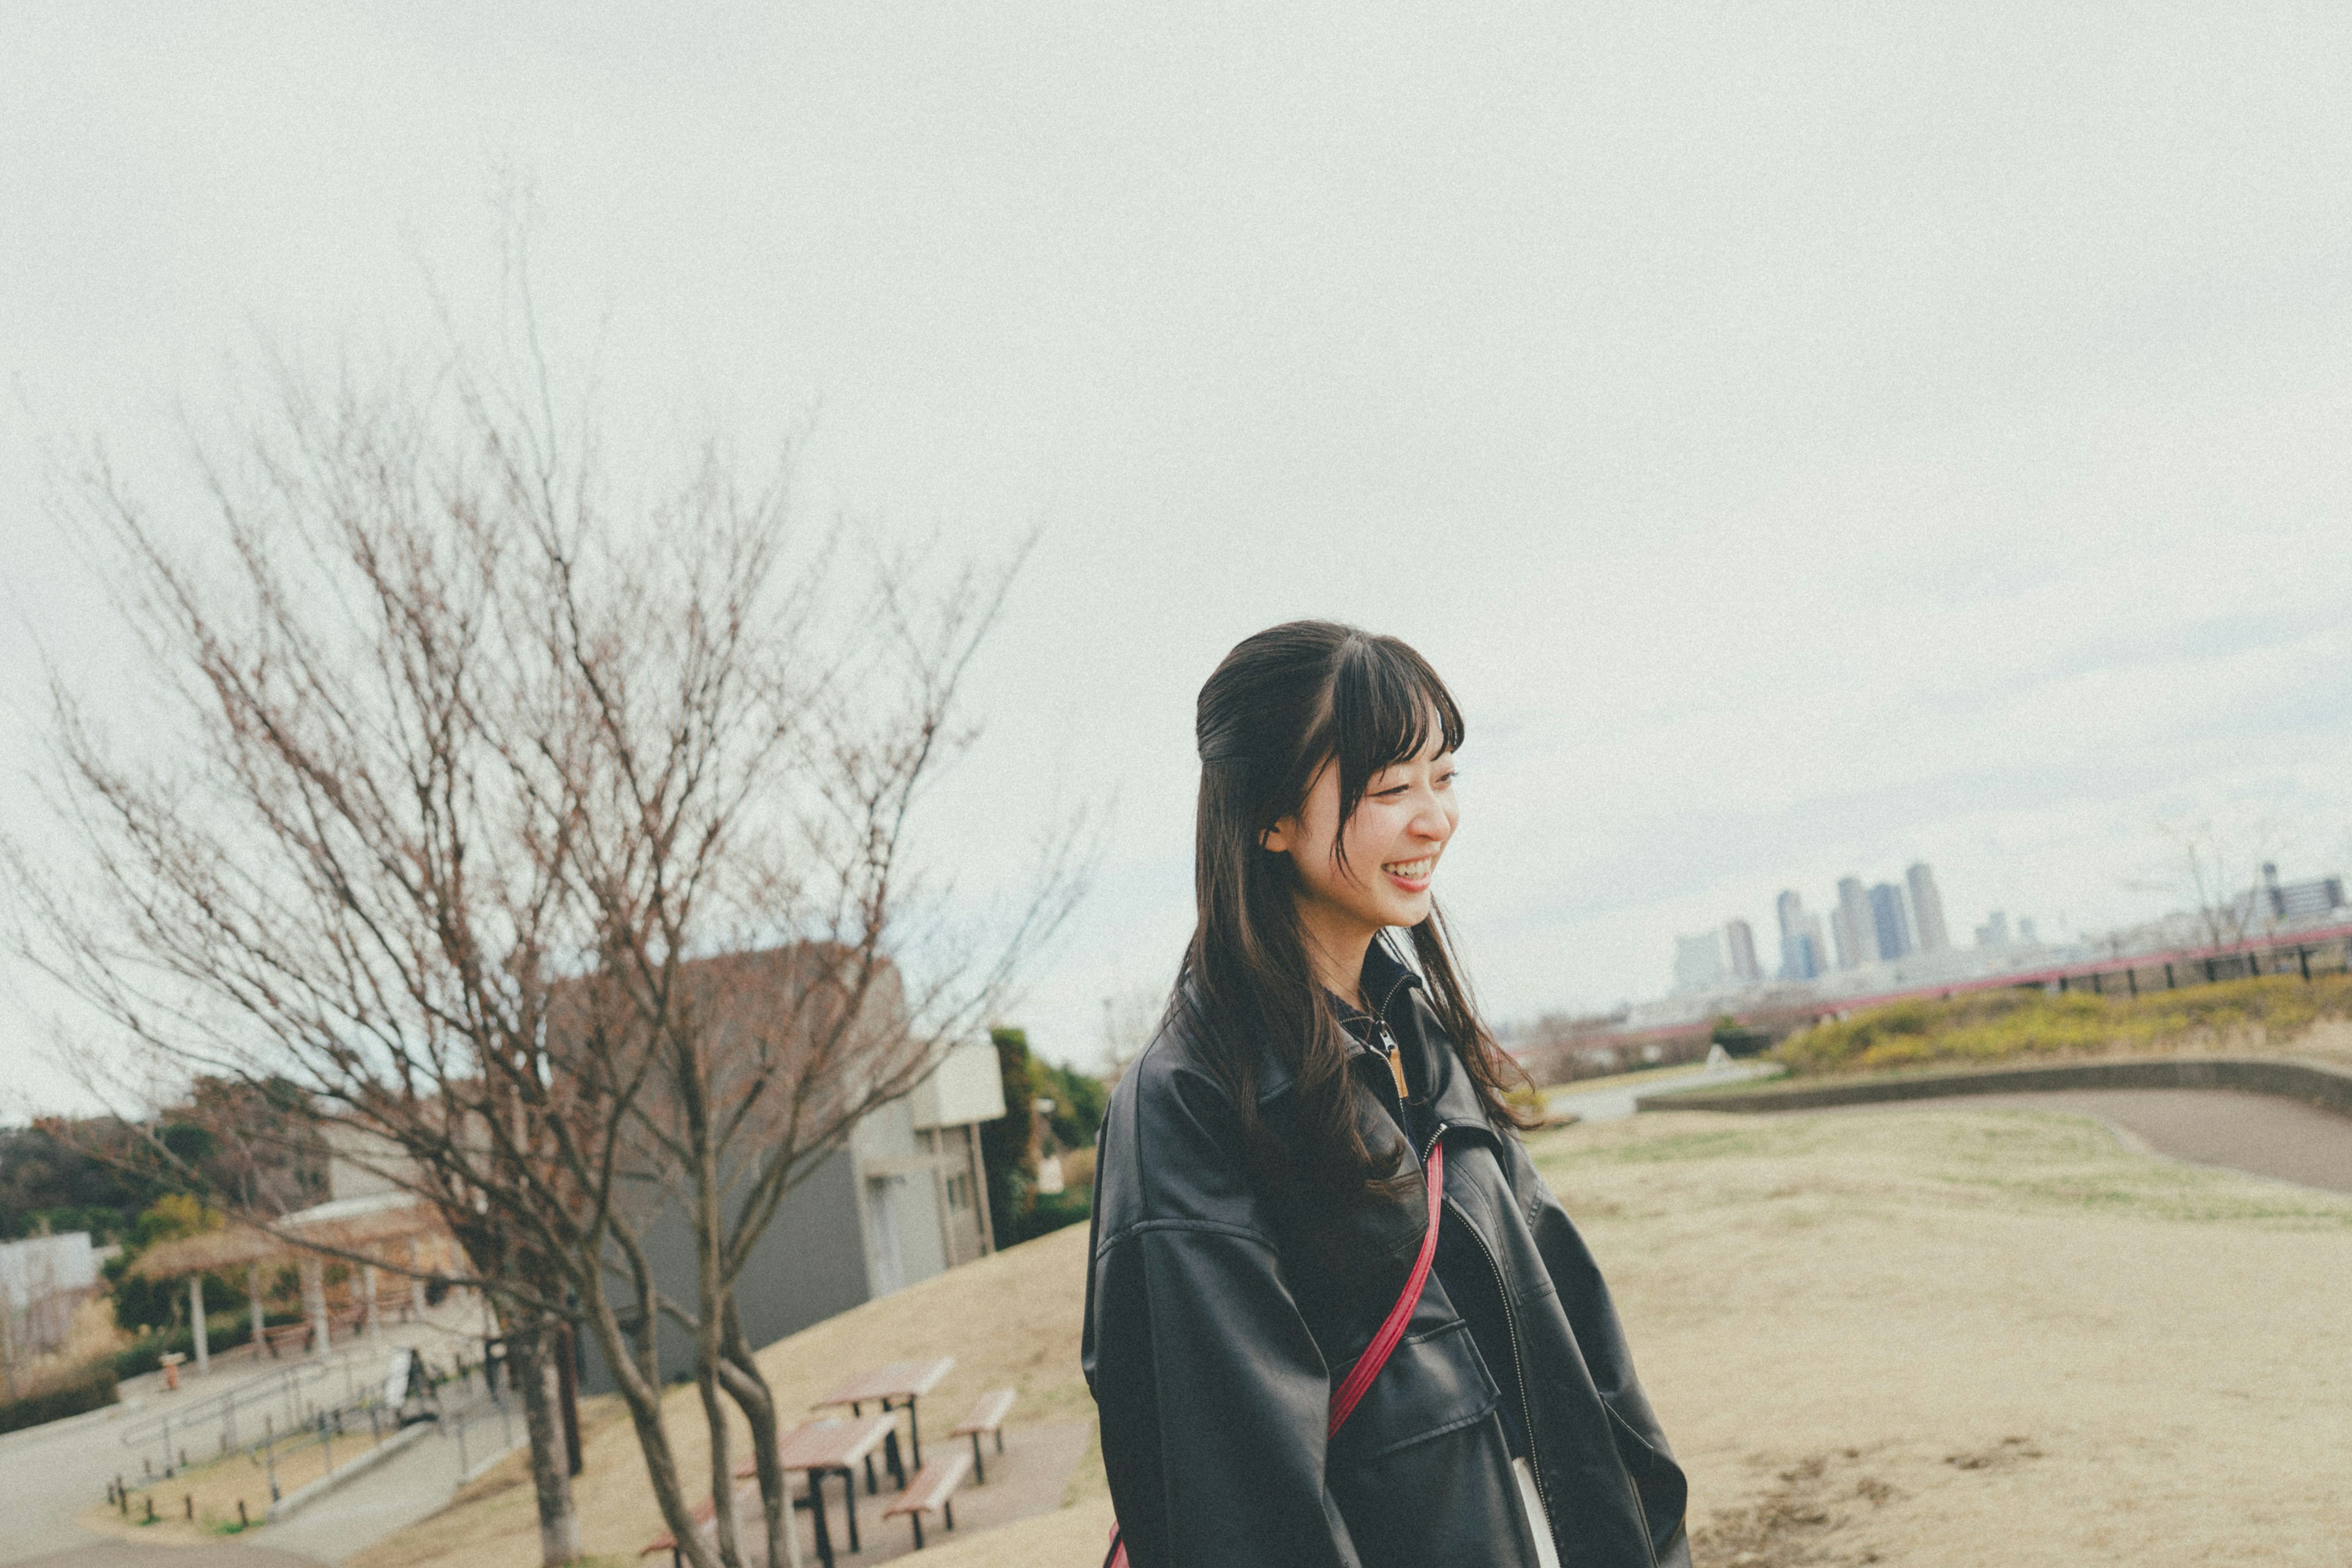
xmin=639 ymin=1480 xmax=760 ymax=1567
xmin=950 ymin=1388 xmax=1017 ymax=1482
xmin=882 ymin=1450 xmax=971 ymax=1548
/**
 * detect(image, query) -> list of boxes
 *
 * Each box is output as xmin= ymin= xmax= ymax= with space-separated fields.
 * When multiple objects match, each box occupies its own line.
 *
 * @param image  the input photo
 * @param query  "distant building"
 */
xmin=2263 ymin=864 xmax=2346 ymax=925
xmin=1869 ymin=882 xmax=1914 ymax=960
xmin=1673 ymin=931 xmax=1727 ymax=994
xmin=1975 ymin=910 xmax=2011 ymax=948
xmin=1774 ymin=891 xmax=1828 ymax=981
xmin=560 ymin=948 xmax=1006 ymax=1397
xmin=1833 ymin=877 xmax=1875 ymax=969
xmin=2016 ymin=916 xmax=2039 ymax=944
xmin=1724 ymin=919 xmax=1763 ymax=985
xmin=1906 ymin=862 xmax=1950 ymax=952
xmin=0 ymin=1232 xmax=100 ymax=1360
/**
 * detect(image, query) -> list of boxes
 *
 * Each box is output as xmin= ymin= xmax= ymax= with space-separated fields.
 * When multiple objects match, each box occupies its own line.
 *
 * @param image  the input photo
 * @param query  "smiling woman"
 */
xmin=1081 ymin=622 xmax=1690 ymax=1568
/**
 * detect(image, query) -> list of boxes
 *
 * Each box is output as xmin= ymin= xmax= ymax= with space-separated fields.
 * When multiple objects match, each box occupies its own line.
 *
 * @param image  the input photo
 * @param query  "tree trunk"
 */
xmin=717 ymin=1300 xmax=799 ymax=1568
xmin=511 ymin=1319 xmax=583 ymax=1567
xmin=696 ymin=1366 xmax=745 ymax=1568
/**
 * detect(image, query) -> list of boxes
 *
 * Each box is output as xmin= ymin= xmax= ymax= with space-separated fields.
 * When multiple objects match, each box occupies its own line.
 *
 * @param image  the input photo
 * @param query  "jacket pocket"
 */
xmin=1328 ymin=1317 xmax=1501 ymax=1463
xmin=1325 ymin=1327 xmax=1534 ymax=1568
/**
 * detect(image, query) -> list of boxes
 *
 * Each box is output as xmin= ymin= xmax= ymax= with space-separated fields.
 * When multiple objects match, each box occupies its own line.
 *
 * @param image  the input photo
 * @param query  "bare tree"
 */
xmin=10 ymin=318 xmax=1083 ymax=1567
xmin=2148 ymin=814 xmax=2288 ymax=956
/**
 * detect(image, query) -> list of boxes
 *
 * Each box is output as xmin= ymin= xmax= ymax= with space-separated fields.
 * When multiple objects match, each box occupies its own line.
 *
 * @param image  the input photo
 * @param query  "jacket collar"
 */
xmin=1254 ymin=937 xmax=1488 ymax=1136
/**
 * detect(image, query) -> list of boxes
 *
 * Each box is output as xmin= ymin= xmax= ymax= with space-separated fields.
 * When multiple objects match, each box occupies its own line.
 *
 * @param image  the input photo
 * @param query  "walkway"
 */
xmin=1795 ymin=1085 xmax=2352 ymax=1196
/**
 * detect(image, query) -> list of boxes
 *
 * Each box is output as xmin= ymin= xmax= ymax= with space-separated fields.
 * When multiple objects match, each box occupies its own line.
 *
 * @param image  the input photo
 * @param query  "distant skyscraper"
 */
xmin=1724 ymin=919 xmax=1763 ymax=985
xmin=1905 ymin=862 xmax=1950 ymax=953
xmin=1673 ymin=931 xmax=1727 ymax=993
xmin=1868 ymin=882 xmax=1914 ymax=961
xmin=1834 ymin=877 xmax=1875 ymax=968
xmin=1974 ymin=910 xmax=2011 ymax=948
xmin=2016 ymin=916 xmax=2039 ymax=944
xmin=1774 ymin=891 xmax=1826 ymax=980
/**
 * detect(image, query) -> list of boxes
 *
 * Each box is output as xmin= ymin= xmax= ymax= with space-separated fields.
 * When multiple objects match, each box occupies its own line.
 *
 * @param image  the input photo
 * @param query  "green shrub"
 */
xmin=0 ymin=1362 xmax=118 ymax=1434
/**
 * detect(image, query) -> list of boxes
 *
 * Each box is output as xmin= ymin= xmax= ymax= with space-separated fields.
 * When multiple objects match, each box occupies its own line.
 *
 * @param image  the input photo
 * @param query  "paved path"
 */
xmin=12 ymin=1547 xmax=320 ymax=1568
xmin=1547 ymin=1059 xmax=1778 ymax=1123
xmin=1796 ymin=1086 xmax=2352 ymax=1195
xmin=0 ymin=1313 xmax=491 ymax=1568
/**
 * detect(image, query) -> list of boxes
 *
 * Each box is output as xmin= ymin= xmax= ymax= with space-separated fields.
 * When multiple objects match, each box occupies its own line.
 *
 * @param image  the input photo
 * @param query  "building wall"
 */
xmin=576 ymin=1042 xmax=1004 ymax=1396
xmin=1869 ymin=882 xmax=1914 ymax=960
xmin=1834 ymin=878 xmax=1875 ymax=968
xmin=1907 ymin=862 xmax=1951 ymax=953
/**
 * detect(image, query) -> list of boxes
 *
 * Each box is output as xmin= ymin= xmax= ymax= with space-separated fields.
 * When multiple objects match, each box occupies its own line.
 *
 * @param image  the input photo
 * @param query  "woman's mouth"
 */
xmin=1382 ymin=854 xmax=1436 ymax=892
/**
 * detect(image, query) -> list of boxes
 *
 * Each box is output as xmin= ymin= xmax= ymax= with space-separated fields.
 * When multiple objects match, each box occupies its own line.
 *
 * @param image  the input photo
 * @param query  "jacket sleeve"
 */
xmin=1083 ymin=1066 xmax=1361 ymax=1568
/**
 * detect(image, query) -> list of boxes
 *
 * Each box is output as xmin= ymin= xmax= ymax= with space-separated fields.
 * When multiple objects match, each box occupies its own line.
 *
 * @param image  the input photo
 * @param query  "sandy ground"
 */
xmin=326 ymin=1100 xmax=2352 ymax=1567
xmin=846 ymin=1104 xmax=2352 ymax=1567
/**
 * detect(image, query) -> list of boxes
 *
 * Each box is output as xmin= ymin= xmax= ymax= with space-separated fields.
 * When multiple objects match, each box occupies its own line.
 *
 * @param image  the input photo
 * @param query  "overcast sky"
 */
xmin=6 ymin=4 xmax=2352 ymax=1116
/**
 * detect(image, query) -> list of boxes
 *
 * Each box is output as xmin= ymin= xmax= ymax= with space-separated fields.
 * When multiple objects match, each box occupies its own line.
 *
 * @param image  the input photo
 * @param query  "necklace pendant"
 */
xmin=1386 ymin=1044 xmax=1410 ymax=1102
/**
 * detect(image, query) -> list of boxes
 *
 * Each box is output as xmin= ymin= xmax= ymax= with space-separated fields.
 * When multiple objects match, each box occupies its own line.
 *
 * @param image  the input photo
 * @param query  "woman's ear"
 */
xmin=1261 ymin=818 xmax=1292 ymax=854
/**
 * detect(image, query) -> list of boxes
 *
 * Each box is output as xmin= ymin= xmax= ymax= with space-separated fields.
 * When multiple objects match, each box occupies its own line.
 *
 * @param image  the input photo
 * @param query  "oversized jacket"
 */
xmin=1082 ymin=948 xmax=1691 ymax=1568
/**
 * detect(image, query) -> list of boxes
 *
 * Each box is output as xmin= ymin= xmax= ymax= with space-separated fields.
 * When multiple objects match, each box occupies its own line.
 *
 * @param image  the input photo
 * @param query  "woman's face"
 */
xmin=1266 ymin=726 xmax=1459 ymax=949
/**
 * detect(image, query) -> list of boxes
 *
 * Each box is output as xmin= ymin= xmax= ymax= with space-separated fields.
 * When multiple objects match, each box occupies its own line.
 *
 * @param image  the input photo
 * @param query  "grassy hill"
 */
xmin=351 ymin=1220 xmax=1101 ymax=1568
xmin=1775 ymin=972 xmax=2352 ymax=1078
xmin=352 ymin=1103 xmax=2352 ymax=1567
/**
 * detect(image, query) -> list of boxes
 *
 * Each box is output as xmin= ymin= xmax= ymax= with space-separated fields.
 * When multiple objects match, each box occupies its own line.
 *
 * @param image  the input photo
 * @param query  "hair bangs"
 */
xmin=1319 ymin=635 xmax=1464 ymax=873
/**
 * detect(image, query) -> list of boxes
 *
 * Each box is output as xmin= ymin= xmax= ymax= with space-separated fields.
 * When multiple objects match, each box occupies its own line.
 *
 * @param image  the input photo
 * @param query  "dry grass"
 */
xmin=1542 ymin=1109 xmax=2352 ymax=1565
xmin=347 ymin=1221 xmax=1096 ymax=1568
xmin=79 ymin=1412 xmax=389 ymax=1544
xmin=343 ymin=1103 xmax=2352 ymax=1567
xmin=1776 ymin=974 xmax=2352 ymax=1077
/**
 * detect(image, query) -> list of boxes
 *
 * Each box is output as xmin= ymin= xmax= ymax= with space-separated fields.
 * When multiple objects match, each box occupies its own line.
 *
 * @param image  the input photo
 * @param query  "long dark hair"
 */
xmin=1182 ymin=620 xmax=1532 ymax=1204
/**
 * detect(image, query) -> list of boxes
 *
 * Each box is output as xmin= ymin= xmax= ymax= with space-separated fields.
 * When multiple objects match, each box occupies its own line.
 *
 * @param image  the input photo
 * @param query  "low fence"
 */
xmin=1635 ymin=1055 xmax=2352 ymax=1117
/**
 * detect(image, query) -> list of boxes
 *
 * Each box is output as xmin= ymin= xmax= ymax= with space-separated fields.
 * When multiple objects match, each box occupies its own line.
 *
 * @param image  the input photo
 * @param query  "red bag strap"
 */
xmin=1326 ymin=1137 xmax=1444 ymax=1435
xmin=1105 ymin=1139 xmax=1447 ymax=1567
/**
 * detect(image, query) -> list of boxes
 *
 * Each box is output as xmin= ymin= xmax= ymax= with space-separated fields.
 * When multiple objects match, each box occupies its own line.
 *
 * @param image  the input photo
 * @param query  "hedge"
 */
xmin=0 ymin=1362 xmax=118 ymax=1434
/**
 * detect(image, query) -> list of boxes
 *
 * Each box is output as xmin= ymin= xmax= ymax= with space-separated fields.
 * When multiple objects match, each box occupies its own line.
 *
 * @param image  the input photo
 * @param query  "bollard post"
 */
xmin=239 ymin=1499 xmax=249 ymax=1529
xmin=185 ymin=1495 xmax=194 ymax=1521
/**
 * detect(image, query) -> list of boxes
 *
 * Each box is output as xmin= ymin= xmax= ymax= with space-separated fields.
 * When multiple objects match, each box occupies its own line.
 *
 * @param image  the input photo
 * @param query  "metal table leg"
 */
xmin=804 ymin=1471 xmax=834 ymax=1568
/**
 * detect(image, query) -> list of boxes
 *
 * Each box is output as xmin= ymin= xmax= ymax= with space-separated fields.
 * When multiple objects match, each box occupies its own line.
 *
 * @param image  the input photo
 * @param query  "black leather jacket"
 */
xmin=1083 ymin=949 xmax=1690 ymax=1568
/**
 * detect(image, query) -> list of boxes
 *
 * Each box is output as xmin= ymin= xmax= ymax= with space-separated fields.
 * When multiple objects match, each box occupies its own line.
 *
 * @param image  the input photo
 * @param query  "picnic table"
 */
xmin=774 ymin=1414 xmax=900 ymax=1568
xmin=813 ymin=1357 xmax=954 ymax=1493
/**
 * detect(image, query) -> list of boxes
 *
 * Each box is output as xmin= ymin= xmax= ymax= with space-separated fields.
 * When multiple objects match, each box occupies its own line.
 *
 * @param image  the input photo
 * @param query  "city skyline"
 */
xmin=1670 ymin=852 xmax=2350 ymax=1008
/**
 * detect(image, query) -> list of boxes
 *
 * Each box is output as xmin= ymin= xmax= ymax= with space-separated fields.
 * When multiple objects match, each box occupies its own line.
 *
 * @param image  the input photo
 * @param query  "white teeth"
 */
xmin=1385 ymin=857 xmax=1434 ymax=878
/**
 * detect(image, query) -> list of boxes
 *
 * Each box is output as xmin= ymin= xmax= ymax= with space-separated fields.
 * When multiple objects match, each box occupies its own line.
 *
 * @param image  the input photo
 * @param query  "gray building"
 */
xmin=1724 ymin=919 xmax=1763 ymax=986
xmin=1868 ymin=882 xmax=1914 ymax=961
xmin=1774 ymin=891 xmax=1827 ymax=981
xmin=579 ymin=1036 xmax=1004 ymax=1395
xmin=1833 ymin=878 xmax=1875 ymax=969
xmin=568 ymin=950 xmax=1008 ymax=1396
xmin=1672 ymin=930 xmax=1727 ymax=994
xmin=1905 ymin=862 xmax=1950 ymax=952
xmin=2262 ymin=864 xmax=2346 ymax=926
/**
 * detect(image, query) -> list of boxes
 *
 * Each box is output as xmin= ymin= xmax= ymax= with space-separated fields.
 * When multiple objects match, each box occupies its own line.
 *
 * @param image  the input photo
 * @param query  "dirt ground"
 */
xmin=344 ymin=1102 xmax=2352 ymax=1567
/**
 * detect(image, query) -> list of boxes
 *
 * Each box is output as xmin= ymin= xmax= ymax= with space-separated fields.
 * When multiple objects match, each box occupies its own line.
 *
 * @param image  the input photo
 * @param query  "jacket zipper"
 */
xmin=1441 ymin=1179 xmax=1553 ymax=1556
xmin=1422 ymin=1121 xmax=1657 ymax=1568
xmin=1368 ymin=972 xmax=1417 ymax=1104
